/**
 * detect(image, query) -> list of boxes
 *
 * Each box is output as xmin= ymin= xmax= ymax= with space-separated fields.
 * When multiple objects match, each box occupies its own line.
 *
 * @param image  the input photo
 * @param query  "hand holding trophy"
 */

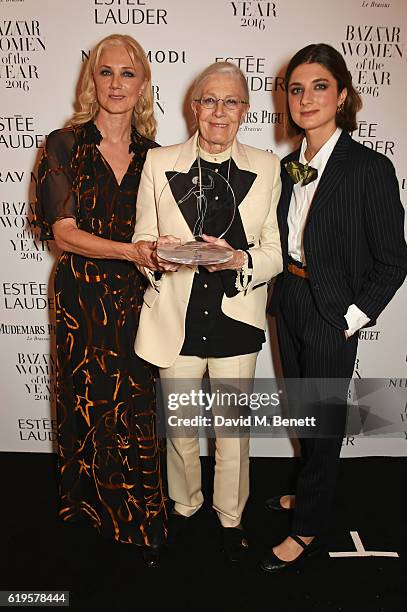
xmin=156 ymin=163 xmax=236 ymax=266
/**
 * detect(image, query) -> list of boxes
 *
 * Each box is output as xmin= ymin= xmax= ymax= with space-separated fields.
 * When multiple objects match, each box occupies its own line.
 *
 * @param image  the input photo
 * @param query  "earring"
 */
xmin=336 ymin=102 xmax=345 ymax=114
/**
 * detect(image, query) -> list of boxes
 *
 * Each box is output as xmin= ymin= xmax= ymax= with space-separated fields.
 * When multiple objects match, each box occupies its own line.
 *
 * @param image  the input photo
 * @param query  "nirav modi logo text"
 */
xmin=1 ymin=282 xmax=54 ymax=310
xmin=342 ymin=26 xmax=404 ymax=97
xmin=94 ymin=0 xmax=168 ymax=25
xmin=0 ymin=170 xmax=36 ymax=183
xmin=0 ymin=20 xmax=45 ymax=92
xmin=229 ymin=1 xmax=277 ymax=31
xmin=147 ymin=49 xmax=186 ymax=64
xmin=82 ymin=48 xmax=186 ymax=64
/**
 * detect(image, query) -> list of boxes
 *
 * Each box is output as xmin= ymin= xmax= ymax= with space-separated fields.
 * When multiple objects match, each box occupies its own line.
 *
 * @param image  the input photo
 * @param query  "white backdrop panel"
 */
xmin=0 ymin=0 xmax=406 ymax=456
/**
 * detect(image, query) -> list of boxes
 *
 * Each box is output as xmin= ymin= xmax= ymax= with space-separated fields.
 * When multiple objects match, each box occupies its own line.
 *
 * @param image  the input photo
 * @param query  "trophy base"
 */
xmin=157 ymin=241 xmax=233 ymax=265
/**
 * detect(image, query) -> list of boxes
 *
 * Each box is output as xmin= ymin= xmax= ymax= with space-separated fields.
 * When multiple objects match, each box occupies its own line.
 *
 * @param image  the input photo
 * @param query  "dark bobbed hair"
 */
xmin=285 ymin=43 xmax=362 ymax=135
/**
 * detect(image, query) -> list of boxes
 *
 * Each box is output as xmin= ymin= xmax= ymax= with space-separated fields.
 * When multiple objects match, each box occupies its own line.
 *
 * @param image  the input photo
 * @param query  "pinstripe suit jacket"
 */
xmin=269 ymin=130 xmax=407 ymax=329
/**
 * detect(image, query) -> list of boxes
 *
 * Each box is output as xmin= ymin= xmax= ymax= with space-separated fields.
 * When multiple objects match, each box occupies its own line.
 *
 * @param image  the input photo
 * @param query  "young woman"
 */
xmin=262 ymin=43 xmax=407 ymax=572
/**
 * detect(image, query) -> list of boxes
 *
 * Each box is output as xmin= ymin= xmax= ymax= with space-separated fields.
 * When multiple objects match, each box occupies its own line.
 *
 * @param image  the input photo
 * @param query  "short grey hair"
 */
xmin=191 ymin=61 xmax=250 ymax=104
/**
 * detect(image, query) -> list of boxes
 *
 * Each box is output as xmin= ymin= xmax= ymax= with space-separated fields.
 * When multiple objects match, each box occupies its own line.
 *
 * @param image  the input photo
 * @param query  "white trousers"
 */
xmin=159 ymin=352 xmax=258 ymax=528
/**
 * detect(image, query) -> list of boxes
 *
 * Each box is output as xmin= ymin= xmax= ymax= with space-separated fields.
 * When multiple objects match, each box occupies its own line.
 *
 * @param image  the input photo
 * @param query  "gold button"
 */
xmin=204 ymin=310 xmax=208 ymax=315
xmin=203 ymin=336 xmax=207 ymax=340
xmin=203 ymin=283 xmax=208 ymax=288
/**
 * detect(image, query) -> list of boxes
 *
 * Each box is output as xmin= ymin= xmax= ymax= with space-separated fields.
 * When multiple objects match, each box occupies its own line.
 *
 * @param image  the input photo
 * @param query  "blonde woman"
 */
xmin=35 ymin=34 xmax=166 ymax=567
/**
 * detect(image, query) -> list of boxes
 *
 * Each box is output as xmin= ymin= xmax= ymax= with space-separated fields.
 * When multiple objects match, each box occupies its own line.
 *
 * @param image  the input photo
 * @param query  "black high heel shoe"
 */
xmin=260 ymin=534 xmax=322 ymax=573
xmin=141 ymin=545 xmax=161 ymax=569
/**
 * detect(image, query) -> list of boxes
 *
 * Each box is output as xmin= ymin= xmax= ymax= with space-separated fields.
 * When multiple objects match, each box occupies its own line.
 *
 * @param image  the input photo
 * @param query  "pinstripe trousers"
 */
xmin=276 ymin=272 xmax=359 ymax=535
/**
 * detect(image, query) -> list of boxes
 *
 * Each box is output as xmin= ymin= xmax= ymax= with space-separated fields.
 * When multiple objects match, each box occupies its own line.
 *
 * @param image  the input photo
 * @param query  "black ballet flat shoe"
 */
xmin=264 ymin=495 xmax=294 ymax=512
xmin=260 ymin=534 xmax=321 ymax=573
xmin=141 ymin=545 xmax=161 ymax=569
xmin=221 ymin=526 xmax=250 ymax=564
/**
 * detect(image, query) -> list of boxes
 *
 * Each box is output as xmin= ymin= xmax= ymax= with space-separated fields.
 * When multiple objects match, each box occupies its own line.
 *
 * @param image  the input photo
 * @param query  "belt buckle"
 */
xmin=287 ymin=263 xmax=309 ymax=279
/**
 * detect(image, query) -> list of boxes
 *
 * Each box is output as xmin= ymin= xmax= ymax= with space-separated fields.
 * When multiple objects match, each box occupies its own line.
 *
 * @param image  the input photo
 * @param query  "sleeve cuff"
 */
xmin=344 ymin=303 xmax=371 ymax=337
xmin=146 ymin=268 xmax=163 ymax=289
xmin=234 ymin=250 xmax=252 ymax=292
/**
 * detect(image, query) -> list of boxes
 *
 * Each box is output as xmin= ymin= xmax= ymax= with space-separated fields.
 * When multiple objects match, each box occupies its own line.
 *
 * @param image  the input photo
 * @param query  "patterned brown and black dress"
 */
xmin=35 ymin=121 xmax=166 ymax=548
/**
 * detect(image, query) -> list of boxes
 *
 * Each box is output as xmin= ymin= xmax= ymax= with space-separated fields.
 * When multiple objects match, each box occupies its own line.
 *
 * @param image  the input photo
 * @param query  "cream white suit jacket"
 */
xmin=133 ymin=132 xmax=282 ymax=368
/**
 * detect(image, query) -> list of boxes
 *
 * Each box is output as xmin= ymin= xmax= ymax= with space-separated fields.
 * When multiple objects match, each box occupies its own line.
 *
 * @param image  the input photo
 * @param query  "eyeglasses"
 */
xmin=194 ymin=96 xmax=249 ymax=110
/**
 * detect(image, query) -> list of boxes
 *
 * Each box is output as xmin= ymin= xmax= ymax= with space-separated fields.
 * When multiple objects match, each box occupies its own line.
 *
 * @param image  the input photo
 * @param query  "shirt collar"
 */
xmin=299 ymin=127 xmax=342 ymax=169
xmin=198 ymin=145 xmax=232 ymax=164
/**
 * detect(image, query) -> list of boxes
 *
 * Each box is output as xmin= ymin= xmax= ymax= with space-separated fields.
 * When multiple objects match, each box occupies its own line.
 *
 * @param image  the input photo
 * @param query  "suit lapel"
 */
xmin=173 ymin=131 xmax=199 ymax=172
xmin=160 ymin=134 xmax=198 ymax=240
xmin=279 ymin=149 xmax=299 ymax=260
xmin=280 ymin=149 xmax=299 ymax=220
xmin=308 ymin=130 xmax=351 ymax=218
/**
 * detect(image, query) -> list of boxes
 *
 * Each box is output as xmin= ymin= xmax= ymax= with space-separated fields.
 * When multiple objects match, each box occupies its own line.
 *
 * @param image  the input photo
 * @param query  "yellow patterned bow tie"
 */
xmin=285 ymin=161 xmax=318 ymax=186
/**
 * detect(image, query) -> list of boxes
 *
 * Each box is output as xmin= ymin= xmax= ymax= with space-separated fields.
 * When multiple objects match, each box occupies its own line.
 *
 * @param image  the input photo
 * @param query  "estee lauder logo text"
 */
xmin=353 ymin=121 xmax=395 ymax=156
xmin=18 ymin=418 xmax=57 ymax=442
xmin=94 ymin=0 xmax=168 ymax=25
xmin=0 ymin=115 xmax=45 ymax=148
xmin=1 ymin=282 xmax=54 ymax=310
xmin=215 ymin=55 xmax=284 ymax=92
xmin=0 ymin=21 xmax=45 ymax=92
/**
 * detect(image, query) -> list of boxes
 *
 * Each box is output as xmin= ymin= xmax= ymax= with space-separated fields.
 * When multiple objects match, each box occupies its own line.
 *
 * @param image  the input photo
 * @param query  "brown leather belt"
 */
xmin=287 ymin=263 xmax=309 ymax=279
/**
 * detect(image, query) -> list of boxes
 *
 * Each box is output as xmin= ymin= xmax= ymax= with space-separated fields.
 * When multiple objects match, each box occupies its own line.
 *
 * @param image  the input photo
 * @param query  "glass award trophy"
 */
xmin=156 ymin=163 xmax=236 ymax=265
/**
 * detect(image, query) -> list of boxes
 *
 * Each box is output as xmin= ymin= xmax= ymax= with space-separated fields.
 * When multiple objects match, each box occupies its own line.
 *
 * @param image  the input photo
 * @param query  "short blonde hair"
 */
xmin=191 ymin=61 xmax=250 ymax=104
xmin=69 ymin=34 xmax=156 ymax=139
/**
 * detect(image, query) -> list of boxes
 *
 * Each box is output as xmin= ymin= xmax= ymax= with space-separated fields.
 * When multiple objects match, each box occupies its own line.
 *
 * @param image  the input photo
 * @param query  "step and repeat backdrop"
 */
xmin=1 ymin=0 xmax=406 ymax=456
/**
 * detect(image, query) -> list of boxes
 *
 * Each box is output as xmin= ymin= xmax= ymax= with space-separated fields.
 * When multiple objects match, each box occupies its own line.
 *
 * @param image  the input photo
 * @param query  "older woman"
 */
xmin=133 ymin=61 xmax=282 ymax=562
xmin=35 ymin=34 xmax=166 ymax=567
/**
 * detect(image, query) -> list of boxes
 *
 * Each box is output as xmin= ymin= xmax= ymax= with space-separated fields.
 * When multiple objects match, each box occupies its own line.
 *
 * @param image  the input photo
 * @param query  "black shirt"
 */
xmin=175 ymin=156 xmax=265 ymax=357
